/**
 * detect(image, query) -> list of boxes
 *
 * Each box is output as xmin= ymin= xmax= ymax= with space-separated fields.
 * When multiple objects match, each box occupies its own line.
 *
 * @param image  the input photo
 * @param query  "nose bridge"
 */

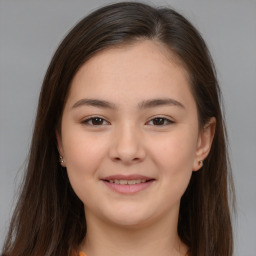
xmin=109 ymin=121 xmax=145 ymax=164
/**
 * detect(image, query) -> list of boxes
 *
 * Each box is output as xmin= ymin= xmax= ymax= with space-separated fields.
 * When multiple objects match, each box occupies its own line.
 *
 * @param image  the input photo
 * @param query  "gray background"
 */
xmin=0 ymin=0 xmax=255 ymax=255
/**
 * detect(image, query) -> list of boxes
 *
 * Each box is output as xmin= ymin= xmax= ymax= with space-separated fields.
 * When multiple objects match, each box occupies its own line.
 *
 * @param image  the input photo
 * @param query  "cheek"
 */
xmin=153 ymin=128 xmax=197 ymax=167
xmin=65 ymin=140 xmax=96 ymax=171
xmin=61 ymin=130 xmax=108 ymax=193
xmin=150 ymin=127 xmax=198 ymax=191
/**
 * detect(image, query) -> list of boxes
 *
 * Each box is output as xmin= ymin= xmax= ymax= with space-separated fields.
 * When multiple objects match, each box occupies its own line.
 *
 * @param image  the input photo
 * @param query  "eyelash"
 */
xmin=81 ymin=116 xmax=174 ymax=127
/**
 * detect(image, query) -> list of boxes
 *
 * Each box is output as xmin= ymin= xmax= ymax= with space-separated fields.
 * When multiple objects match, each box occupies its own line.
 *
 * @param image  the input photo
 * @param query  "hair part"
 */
xmin=2 ymin=2 xmax=235 ymax=256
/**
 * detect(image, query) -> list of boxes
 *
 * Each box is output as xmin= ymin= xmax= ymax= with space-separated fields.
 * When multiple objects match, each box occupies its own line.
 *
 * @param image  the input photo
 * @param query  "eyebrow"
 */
xmin=71 ymin=98 xmax=185 ymax=110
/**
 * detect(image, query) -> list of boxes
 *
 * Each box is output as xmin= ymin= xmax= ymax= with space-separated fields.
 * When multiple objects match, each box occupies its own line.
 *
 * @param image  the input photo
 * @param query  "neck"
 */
xmin=80 ymin=208 xmax=188 ymax=256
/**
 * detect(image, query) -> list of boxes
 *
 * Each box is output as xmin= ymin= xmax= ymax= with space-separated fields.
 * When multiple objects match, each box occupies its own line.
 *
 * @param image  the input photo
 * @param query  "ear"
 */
xmin=56 ymin=130 xmax=66 ymax=167
xmin=193 ymin=117 xmax=216 ymax=171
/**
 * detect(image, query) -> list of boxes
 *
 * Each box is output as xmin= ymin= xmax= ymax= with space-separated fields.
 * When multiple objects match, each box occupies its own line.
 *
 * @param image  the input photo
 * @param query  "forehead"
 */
xmin=66 ymin=40 xmax=195 ymax=110
xmin=74 ymin=40 xmax=187 ymax=80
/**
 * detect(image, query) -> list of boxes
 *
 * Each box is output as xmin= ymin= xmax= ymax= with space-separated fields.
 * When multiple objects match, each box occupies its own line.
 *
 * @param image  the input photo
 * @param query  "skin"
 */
xmin=57 ymin=40 xmax=215 ymax=256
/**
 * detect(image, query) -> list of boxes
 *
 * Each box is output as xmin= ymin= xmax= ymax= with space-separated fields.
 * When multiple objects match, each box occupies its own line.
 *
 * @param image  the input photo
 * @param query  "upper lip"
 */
xmin=101 ymin=175 xmax=155 ymax=181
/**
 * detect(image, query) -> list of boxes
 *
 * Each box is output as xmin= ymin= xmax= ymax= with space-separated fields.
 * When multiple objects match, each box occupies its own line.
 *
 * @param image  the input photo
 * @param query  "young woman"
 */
xmin=2 ymin=2 xmax=235 ymax=256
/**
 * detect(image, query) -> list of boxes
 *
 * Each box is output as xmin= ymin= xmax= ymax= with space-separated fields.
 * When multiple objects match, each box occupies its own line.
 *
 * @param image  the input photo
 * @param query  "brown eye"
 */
xmin=82 ymin=117 xmax=109 ymax=126
xmin=148 ymin=117 xmax=174 ymax=126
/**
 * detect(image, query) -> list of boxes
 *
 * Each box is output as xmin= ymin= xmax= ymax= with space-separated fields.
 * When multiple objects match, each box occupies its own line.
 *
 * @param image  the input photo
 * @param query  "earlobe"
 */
xmin=56 ymin=131 xmax=66 ymax=167
xmin=193 ymin=117 xmax=216 ymax=171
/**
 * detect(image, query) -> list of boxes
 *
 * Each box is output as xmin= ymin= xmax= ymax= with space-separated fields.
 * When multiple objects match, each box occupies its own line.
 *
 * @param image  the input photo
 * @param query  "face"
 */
xmin=57 ymin=40 xmax=215 ymax=228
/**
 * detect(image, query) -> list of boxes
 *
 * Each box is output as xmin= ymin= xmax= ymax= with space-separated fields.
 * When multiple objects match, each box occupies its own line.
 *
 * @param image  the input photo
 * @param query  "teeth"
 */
xmin=108 ymin=179 xmax=147 ymax=185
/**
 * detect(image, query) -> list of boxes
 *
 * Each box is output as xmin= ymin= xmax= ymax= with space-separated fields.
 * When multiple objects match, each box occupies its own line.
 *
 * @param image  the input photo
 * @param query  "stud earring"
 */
xmin=59 ymin=155 xmax=64 ymax=165
xmin=199 ymin=160 xmax=203 ymax=167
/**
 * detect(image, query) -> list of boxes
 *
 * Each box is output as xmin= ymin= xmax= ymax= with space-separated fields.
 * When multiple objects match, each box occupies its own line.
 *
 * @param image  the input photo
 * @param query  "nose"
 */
xmin=108 ymin=123 xmax=146 ymax=165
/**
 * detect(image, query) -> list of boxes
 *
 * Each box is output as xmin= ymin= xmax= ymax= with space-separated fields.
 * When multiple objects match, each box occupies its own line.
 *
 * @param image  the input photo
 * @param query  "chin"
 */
xmin=103 ymin=207 xmax=156 ymax=229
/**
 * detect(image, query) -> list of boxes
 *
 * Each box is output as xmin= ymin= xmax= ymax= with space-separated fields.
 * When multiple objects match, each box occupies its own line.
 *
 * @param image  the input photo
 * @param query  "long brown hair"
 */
xmin=2 ymin=2 xmax=235 ymax=256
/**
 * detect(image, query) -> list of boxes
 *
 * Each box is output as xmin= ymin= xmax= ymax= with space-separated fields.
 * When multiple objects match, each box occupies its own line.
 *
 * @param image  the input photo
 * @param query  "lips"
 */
xmin=101 ymin=175 xmax=155 ymax=194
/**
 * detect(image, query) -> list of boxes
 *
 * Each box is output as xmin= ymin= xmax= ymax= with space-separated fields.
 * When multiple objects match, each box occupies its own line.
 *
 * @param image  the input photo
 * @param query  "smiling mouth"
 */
xmin=101 ymin=175 xmax=155 ymax=194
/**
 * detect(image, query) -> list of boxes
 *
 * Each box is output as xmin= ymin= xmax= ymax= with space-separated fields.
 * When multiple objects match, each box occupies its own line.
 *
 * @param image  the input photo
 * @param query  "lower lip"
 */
xmin=102 ymin=180 xmax=154 ymax=194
